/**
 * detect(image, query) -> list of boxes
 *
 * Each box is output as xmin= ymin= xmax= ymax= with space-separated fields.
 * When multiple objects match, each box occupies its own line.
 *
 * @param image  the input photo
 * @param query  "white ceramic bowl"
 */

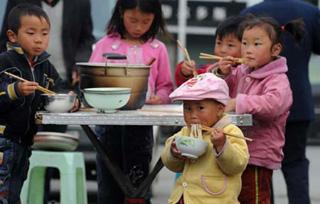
xmin=42 ymin=94 xmax=76 ymax=113
xmin=83 ymin=87 xmax=131 ymax=113
xmin=175 ymin=135 xmax=208 ymax=159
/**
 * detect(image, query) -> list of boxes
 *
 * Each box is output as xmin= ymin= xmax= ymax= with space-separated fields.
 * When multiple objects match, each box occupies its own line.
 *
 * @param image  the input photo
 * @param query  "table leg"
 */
xmin=80 ymin=125 xmax=164 ymax=201
xmin=81 ymin=125 xmax=134 ymax=196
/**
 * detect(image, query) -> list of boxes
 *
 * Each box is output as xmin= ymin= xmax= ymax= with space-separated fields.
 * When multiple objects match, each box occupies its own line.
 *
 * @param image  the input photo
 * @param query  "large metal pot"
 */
xmin=76 ymin=62 xmax=150 ymax=109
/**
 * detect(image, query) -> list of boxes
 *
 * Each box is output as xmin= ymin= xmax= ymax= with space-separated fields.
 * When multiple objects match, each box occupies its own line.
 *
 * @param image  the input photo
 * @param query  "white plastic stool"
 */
xmin=21 ymin=151 xmax=87 ymax=204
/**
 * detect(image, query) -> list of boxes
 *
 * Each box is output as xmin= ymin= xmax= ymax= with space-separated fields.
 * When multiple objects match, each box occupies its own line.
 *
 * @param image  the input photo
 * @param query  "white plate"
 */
xmin=36 ymin=131 xmax=79 ymax=140
xmin=32 ymin=135 xmax=79 ymax=151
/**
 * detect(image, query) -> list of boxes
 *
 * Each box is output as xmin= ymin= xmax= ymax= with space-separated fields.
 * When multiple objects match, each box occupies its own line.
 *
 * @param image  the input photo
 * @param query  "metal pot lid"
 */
xmin=35 ymin=131 xmax=79 ymax=140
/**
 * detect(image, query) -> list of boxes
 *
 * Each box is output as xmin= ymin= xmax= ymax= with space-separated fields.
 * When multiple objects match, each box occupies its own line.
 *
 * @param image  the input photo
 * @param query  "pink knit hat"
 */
xmin=169 ymin=73 xmax=230 ymax=105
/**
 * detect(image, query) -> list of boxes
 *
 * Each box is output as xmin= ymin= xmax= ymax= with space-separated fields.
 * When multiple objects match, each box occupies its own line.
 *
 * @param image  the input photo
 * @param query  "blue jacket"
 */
xmin=0 ymin=0 xmax=95 ymax=84
xmin=0 ymin=46 xmax=63 ymax=145
xmin=241 ymin=0 xmax=320 ymax=121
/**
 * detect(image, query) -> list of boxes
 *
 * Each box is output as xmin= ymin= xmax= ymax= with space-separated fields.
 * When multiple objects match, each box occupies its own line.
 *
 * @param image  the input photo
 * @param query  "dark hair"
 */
xmin=241 ymin=14 xmax=305 ymax=45
xmin=107 ymin=0 xmax=167 ymax=41
xmin=215 ymin=15 xmax=248 ymax=41
xmin=7 ymin=3 xmax=50 ymax=34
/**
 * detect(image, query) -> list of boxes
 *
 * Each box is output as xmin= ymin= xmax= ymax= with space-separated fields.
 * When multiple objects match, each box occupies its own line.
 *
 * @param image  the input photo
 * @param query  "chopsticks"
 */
xmin=3 ymin=71 xmax=56 ymax=95
xmin=201 ymin=125 xmax=253 ymax=142
xmin=199 ymin=52 xmax=246 ymax=64
xmin=177 ymin=40 xmax=197 ymax=77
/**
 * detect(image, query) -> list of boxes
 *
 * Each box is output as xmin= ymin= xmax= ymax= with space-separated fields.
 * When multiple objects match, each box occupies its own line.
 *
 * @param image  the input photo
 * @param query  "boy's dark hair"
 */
xmin=241 ymin=14 xmax=305 ymax=45
xmin=7 ymin=3 xmax=50 ymax=34
xmin=215 ymin=16 xmax=248 ymax=41
xmin=107 ymin=0 xmax=167 ymax=42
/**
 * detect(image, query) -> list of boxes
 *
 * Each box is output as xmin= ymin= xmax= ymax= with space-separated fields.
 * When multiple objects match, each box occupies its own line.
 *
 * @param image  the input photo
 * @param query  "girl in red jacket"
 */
xmin=175 ymin=16 xmax=246 ymax=86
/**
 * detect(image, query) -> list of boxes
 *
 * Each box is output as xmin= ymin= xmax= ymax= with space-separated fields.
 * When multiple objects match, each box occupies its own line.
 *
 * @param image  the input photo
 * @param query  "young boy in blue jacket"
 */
xmin=0 ymin=4 xmax=76 ymax=203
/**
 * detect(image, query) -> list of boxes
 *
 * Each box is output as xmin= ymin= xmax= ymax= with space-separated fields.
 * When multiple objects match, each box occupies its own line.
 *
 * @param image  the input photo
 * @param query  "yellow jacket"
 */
xmin=161 ymin=116 xmax=249 ymax=204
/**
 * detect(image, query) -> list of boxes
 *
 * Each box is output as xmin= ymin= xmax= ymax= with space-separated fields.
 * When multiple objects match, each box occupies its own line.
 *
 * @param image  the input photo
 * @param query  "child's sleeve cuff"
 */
xmin=6 ymin=82 xmax=19 ymax=100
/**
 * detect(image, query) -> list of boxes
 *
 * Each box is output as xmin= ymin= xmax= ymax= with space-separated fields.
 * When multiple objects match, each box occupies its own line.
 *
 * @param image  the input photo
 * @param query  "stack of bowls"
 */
xmin=83 ymin=87 xmax=131 ymax=113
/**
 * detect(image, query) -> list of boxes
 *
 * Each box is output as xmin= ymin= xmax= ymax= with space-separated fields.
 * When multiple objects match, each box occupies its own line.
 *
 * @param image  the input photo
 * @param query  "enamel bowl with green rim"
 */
xmin=83 ymin=87 xmax=131 ymax=113
xmin=175 ymin=135 xmax=208 ymax=159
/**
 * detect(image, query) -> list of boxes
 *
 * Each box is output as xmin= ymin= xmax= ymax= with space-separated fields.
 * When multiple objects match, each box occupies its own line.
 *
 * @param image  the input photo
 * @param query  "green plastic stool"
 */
xmin=21 ymin=150 xmax=87 ymax=204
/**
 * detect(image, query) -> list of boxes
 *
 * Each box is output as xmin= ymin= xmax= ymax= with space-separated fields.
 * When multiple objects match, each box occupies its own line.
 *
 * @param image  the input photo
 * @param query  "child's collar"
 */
xmin=212 ymin=114 xmax=232 ymax=129
xmin=6 ymin=42 xmax=24 ymax=55
xmin=6 ymin=42 xmax=50 ymax=65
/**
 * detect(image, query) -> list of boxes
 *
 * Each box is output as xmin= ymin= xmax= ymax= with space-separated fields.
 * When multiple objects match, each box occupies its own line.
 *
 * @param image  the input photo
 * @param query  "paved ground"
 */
xmin=151 ymin=145 xmax=320 ymax=204
xmin=46 ymin=140 xmax=320 ymax=204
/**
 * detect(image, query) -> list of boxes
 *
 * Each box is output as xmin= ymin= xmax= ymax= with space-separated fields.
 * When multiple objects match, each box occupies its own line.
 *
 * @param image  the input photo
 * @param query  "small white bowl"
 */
xmin=83 ymin=87 xmax=131 ymax=113
xmin=175 ymin=135 xmax=208 ymax=159
xmin=42 ymin=94 xmax=76 ymax=113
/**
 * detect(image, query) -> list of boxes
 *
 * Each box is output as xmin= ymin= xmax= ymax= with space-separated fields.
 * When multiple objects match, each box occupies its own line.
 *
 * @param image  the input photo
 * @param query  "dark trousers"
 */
xmin=281 ymin=121 xmax=310 ymax=204
xmin=239 ymin=165 xmax=273 ymax=204
xmin=95 ymin=125 xmax=153 ymax=204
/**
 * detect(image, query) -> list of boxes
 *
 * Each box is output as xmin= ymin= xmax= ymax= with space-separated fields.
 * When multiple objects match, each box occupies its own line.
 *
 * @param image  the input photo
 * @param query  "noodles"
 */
xmin=190 ymin=124 xmax=203 ymax=140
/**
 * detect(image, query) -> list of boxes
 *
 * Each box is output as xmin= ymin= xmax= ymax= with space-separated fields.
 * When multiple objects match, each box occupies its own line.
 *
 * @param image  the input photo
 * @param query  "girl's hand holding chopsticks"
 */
xmin=180 ymin=60 xmax=196 ymax=78
xmin=177 ymin=40 xmax=198 ymax=77
xmin=217 ymin=56 xmax=236 ymax=76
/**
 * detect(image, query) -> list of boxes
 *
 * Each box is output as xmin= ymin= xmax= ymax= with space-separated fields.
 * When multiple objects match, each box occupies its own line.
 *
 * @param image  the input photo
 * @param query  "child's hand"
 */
xmin=225 ymin=98 xmax=236 ymax=112
xmin=218 ymin=56 xmax=235 ymax=75
xmin=170 ymin=138 xmax=185 ymax=160
xmin=145 ymin=95 xmax=163 ymax=105
xmin=210 ymin=128 xmax=226 ymax=153
xmin=68 ymin=91 xmax=80 ymax=112
xmin=180 ymin=60 xmax=196 ymax=77
xmin=17 ymin=81 xmax=38 ymax=96
xmin=71 ymin=69 xmax=80 ymax=86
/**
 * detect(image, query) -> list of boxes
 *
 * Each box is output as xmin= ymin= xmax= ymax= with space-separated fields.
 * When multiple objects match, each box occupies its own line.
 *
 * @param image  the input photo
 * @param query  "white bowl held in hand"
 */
xmin=83 ymin=87 xmax=131 ymax=113
xmin=175 ymin=135 xmax=208 ymax=159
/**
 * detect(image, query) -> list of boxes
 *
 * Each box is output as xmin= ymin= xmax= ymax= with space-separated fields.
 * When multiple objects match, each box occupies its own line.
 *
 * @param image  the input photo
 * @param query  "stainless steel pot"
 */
xmin=76 ymin=62 xmax=150 ymax=109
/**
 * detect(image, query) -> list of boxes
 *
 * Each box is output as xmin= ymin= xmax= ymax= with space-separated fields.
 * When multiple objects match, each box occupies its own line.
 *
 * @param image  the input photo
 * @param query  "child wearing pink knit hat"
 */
xmin=161 ymin=73 xmax=249 ymax=204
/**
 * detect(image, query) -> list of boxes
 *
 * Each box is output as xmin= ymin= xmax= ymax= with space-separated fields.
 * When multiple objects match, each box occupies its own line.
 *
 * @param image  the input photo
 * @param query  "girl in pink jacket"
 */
xmin=89 ymin=0 xmax=173 ymax=203
xmin=216 ymin=16 xmax=305 ymax=204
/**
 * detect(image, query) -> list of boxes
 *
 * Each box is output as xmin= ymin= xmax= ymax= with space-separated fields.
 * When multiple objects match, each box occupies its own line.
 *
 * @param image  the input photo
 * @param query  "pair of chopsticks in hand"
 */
xmin=201 ymin=124 xmax=253 ymax=142
xmin=199 ymin=52 xmax=246 ymax=64
xmin=177 ymin=40 xmax=198 ymax=77
xmin=3 ymin=71 xmax=56 ymax=95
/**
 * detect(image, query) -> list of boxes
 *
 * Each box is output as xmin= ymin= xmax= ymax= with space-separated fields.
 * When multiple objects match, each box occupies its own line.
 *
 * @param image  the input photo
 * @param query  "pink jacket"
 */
xmin=225 ymin=57 xmax=292 ymax=169
xmin=89 ymin=35 xmax=173 ymax=103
